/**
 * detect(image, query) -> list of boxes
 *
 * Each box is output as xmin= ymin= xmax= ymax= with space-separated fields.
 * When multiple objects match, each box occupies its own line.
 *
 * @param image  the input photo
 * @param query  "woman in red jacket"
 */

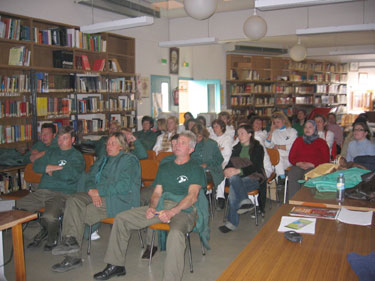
xmin=288 ymin=120 xmax=330 ymax=199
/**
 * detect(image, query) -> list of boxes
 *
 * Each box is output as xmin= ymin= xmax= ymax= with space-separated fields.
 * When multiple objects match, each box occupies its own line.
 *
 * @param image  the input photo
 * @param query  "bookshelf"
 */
xmin=0 ymin=11 xmax=137 ymax=148
xmin=226 ymin=54 xmax=348 ymax=122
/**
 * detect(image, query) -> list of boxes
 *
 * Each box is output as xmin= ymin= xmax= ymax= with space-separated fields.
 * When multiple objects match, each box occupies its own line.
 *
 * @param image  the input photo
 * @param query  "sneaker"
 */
xmin=91 ymin=230 xmax=101 ymax=241
xmin=237 ymin=204 xmax=255 ymax=215
xmin=52 ymin=256 xmax=82 ymax=273
xmin=52 ymin=236 xmax=80 ymax=256
xmin=218 ymin=225 xmax=232 ymax=233
xmin=141 ymin=245 xmax=158 ymax=260
xmin=43 ymin=240 xmax=58 ymax=251
xmin=27 ymin=228 xmax=48 ymax=248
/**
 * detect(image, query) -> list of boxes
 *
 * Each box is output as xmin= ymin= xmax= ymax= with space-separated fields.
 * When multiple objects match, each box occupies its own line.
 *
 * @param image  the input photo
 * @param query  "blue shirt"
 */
xmin=346 ymin=138 xmax=375 ymax=161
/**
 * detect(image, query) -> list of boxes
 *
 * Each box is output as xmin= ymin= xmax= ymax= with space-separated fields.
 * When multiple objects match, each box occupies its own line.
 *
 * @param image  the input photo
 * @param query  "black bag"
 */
xmin=353 ymin=155 xmax=375 ymax=171
xmin=345 ymin=171 xmax=375 ymax=201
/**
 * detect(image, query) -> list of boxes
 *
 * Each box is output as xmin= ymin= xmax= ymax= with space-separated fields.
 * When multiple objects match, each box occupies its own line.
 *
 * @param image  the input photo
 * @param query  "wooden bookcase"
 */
xmin=0 ymin=11 xmax=137 ymax=148
xmin=226 ymin=54 xmax=348 ymax=123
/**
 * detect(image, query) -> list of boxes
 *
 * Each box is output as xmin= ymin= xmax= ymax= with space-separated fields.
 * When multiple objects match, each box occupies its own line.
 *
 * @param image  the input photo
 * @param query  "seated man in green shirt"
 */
xmin=134 ymin=115 xmax=157 ymax=150
xmin=92 ymin=131 xmax=206 ymax=281
xmin=24 ymin=123 xmax=58 ymax=163
xmin=16 ymin=126 xmax=85 ymax=251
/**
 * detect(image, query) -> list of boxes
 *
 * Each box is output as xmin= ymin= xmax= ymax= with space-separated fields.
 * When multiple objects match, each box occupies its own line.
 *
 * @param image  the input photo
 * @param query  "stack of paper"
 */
xmin=337 ymin=208 xmax=373 ymax=226
xmin=278 ymin=216 xmax=316 ymax=234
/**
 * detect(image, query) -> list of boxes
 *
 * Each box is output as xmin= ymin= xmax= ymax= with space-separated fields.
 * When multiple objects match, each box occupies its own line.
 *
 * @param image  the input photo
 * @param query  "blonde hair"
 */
xmin=109 ymin=120 xmax=121 ymax=132
xmin=218 ymin=111 xmax=232 ymax=126
xmin=108 ymin=132 xmax=129 ymax=153
xmin=157 ymin=118 xmax=167 ymax=132
xmin=167 ymin=116 xmax=178 ymax=126
xmin=272 ymin=111 xmax=291 ymax=128
xmin=191 ymin=123 xmax=210 ymax=140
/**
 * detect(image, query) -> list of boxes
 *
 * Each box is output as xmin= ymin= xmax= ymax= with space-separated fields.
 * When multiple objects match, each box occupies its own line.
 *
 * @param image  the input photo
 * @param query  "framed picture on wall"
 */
xmin=169 ymin=47 xmax=179 ymax=75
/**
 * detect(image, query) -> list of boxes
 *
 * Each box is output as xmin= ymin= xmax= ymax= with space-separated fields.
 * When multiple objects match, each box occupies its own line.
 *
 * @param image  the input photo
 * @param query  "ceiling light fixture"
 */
xmin=159 ymin=37 xmax=217 ymax=48
xmin=243 ymin=8 xmax=267 ymax=41
xmin=296 ymin=23 xmax=375 ymax=35
xmin=80 ymin=16 xmax=154 ymax=33
xmin=289 ymin=38 xmax=307 ymax=62
xmin=184 ymin=0 xmax=218 ymax=20
xmin=255 ymin=0 xmax=355 ymax=11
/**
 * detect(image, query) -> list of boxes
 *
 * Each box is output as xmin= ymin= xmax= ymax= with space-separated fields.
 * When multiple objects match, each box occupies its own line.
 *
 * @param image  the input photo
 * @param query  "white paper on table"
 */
xmin=336 ymin=207 xmax=373 ymax=226
xmin=277 ymin=216 xmax=316 ymax=234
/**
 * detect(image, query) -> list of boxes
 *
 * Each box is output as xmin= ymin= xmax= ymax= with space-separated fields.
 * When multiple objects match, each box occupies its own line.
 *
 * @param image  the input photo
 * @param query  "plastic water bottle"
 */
xmin=336 ymin=173 xmax=345 ymax=203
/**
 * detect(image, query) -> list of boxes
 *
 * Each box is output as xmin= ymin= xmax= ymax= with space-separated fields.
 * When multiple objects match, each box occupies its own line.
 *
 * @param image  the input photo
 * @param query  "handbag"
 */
xmin=345 ymin=171 xmax=375 ymax=201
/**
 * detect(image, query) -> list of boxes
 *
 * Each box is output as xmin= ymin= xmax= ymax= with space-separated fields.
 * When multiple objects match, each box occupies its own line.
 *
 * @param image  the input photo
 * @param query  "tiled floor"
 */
xmin=3 ymin=202 xmax=279 ymax=281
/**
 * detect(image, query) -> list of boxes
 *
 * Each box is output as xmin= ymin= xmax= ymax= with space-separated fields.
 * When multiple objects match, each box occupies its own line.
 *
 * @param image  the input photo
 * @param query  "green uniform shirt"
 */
xmin=33 ymin=146 xmax=85 ymax=194
xmin=24 ymin=138 xmax=58 ymax=163
xmin=134 ymin=130 xmax=157 ymax=150
xmin=155 ymin=159 xmax=206 ymax=197
xmin=293 ymin=122 xmax=305 ymax=137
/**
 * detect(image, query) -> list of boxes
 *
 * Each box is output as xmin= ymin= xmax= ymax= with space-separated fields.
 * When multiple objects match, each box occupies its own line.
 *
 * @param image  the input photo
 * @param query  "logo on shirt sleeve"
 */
xmin=177 ymin=175 xmax=188 ymax=183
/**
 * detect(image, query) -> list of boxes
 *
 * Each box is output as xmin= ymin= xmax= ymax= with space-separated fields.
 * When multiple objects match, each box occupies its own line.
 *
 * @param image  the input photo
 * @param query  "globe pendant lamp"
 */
xmin=243 ymin=9 xmax=267 ymax=41
xmin=184 ymin=0 xmax=218 ymax=20
xmin=289 ymin=38 xmax=307 ymax=62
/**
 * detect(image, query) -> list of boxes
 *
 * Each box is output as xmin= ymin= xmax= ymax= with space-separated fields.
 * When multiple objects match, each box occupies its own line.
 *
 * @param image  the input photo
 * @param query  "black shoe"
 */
xmin=43 ymin=240 xmax=58 ymax=251
xmin=52 ymin=236 xmax=79 ymax=256
xmin=237 ymin=203 xmax=255 ymax=215
xmin=219 ymin=225 xmax=232 ymax=233
xmin=27 ymin=228 xmax=48 ymax=248
xmin=141 ymin=245 xmax=157 ymax=260
xmin=51 ymin=256 xmax=82 ymax=273
xmin=93 ymin=264 xmax=126 ymax=280
xmin=216 ymin=198 xmax=225 ymax=210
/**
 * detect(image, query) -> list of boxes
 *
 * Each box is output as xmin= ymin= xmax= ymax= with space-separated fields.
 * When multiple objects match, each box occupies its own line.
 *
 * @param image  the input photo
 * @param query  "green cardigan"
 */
xmin=191 ymin=139 xmax=224 ymax=188
xmin=79 ymin=151 xmax=141 ymax=217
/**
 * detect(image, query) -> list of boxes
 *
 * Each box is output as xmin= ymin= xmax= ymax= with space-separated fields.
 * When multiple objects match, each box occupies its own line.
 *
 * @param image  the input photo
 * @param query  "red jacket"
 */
xmin=289 ymin=137 xmax=330 ymax=167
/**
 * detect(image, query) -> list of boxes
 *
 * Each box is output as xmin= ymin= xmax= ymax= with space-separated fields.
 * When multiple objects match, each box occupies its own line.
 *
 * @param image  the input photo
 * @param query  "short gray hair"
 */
xmin=179 ymin=131 xmax=196 ymax=149
xmin=108 ymin=132 xmax=129 ymax=152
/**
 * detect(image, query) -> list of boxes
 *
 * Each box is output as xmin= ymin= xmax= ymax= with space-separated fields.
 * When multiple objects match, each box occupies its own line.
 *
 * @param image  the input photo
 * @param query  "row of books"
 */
xmin=76 ymin=56 xmax=106 ymax=71
xmin=0 ymin=172 xmax=27 ymax=194
xmin=36 ymin=72 xmax=75 ymax=93
xmin=289 ymin=62 xmax=348 ymax=73
xmin=76 ymin=118 xmax=106 ymax=134
xmin=317 ymin=95 xmax=347 ymax=104
xmin=0 ymin=124 xmax=32 ymax=144
xmin=231 ymin=96 xmax=275 ymax=106
xmin=33 ymin=27 xmax=106 ymax=52
xmin=0 ymin=100 xmax=30 ymax=117
xmin=0 ymin=74 xmax=30 ymax=93
xmin=8 ymin=46 xmax=31 ymax=66
xmin=0 ymin=16 xmax=30 ymax=41
xmin=36 ymin=97 xmax=73 ymax=116
xmin=76 ymin=76 xmax=136 ymax=93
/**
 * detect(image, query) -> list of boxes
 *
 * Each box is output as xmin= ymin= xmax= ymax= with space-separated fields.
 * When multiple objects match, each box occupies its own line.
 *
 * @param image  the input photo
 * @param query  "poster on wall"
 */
xmin=169 ymin=47 xmax=179 ymax=75
xmin=139 ymin=76 xmax=150 ymax=98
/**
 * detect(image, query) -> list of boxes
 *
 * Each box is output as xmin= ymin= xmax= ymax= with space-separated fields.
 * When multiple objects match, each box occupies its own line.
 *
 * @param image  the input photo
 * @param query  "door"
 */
xmin=151 ymin=75 xmax=170 ymax=118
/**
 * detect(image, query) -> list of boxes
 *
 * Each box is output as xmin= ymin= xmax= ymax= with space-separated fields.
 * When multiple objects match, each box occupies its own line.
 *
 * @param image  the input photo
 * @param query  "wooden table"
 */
xmin=217 ymin=204 xmax=375 ymax=281
xmin=289 ymin=186 xmax=375 ymax=211
xmin=0 ymin=210 xmax=37 ymax=281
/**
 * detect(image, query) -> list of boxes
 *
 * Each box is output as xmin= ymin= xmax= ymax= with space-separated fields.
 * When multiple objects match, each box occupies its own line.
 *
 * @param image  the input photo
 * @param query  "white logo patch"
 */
xmin=177 ymin=175 xmax=188 ymax=183
xmin=58 ymin=160 xmax=67 ymax=166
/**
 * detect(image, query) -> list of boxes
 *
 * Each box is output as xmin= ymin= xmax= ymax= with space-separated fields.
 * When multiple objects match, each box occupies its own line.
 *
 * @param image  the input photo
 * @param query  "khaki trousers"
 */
xmin=16 ymin=189 xmax=69 ymax=243
xmin=104 ymin=200 xmax=196 ymax=281
xmin=62 ymin=192 xmax=107 ymax=257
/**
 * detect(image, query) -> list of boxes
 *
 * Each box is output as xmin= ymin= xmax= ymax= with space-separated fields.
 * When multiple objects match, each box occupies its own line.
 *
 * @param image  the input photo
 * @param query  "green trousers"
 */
xmin=104 ymin=201 xmax=196 ymax=281
xmin=62 ymin=192 xmax=107 ymax=257
xmin=16 ymin=189 xmax=69 ymax=243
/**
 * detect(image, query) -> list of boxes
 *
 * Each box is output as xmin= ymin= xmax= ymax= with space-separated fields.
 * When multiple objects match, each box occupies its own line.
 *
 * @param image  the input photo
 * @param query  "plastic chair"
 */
xmin=265 ymin=148 xmax=280 ymax=208
xmin=155 ymin=152 xmax=173 ymax=162
xmin=140 ymin=159 xmax=159 ymax=187
xmin=148 ymin=223 xmax=205 ymax=273
xmin=87 ymin=218 xmax=144 ymax=255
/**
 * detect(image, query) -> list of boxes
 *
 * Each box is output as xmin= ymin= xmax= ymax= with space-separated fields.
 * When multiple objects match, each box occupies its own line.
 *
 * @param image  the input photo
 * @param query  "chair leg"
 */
xmin=207 ymin=190 xmax=214 ymax=219
xmin=186 ymin=233 xmax=193 ymax=273
xmin=200 ymin=238 xmax=206 ymax=256
xmin=223 ymin=196 xmax=229 ymax=223
xmin=59 ymin=215 xmax=63 ymax=242
xmin=149 ymin=230 xmax=156 ymax=266
xmin=267 ymin=182 xmax=272 ymax=210
xmin=283 ymin=176 xmax=288 ymax=204
xmin=87 ymin=225 xmax=92 ymax=255
xmin=254 ymin=196 xmax=258 ymax=226
xmin=138 ymin=230 xmax=144 ymax=248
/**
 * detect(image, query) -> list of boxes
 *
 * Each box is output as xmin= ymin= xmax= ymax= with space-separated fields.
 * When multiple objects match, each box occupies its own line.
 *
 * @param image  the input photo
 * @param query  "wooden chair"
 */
xmin=155 ymin=151 xmax=173 ymax=163
xmin=146 ymin=150 xmax=156 ymax=160
xmin=24 ymin=163 xmax=42 ymax=185
xmin=148 ymin=223 xmax=205 ymax=273
xmin=140 ymin=159 xmax=159 ymax=188
xmin=83 ymin=153 xmax=95 ymax=173
xmin=265 ymin=148 xmax=280 ymax=208
xmin=223 ymin=186 xmax=260 ymax=226
xmin=87 ymin=218 xmax=144 ymax=255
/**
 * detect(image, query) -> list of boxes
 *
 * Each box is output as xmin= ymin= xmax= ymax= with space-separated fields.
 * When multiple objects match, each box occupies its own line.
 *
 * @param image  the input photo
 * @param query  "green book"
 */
xmin=285 ymin=219 xmax=313 ymax=230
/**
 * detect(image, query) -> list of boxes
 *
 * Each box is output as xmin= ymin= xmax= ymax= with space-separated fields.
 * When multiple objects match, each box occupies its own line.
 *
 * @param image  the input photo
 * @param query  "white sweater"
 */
xmin=265 ymin=127 xmax=298 ymax=157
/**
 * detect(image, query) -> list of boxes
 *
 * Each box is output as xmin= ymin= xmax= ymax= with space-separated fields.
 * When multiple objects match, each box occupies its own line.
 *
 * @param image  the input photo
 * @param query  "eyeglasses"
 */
xmin=354 ymin=128 xmax=365 ymax=132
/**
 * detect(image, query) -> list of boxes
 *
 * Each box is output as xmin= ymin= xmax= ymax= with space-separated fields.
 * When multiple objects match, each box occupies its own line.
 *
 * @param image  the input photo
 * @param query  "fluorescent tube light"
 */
xmin=159 ymin=37 xmax=217 ymax=48
xmin=297 ymin=24 xmax=375 ymax=35
xmin=329 ymin=49 xmax=375 ymax=55
xmin=80 ymin=16 xmax=154 ymax=33
xmin=255 ymin=0 xmax=355 ymax=11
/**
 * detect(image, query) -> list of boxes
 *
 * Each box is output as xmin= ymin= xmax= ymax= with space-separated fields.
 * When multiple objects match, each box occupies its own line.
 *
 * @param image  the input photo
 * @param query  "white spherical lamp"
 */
xmin=184 ymin=0 xmax=218 ymax=20
xmin=243 ymin=14 xmax=267 ymax=41
xmin=289 ymin=40 xmax=307 ymax=62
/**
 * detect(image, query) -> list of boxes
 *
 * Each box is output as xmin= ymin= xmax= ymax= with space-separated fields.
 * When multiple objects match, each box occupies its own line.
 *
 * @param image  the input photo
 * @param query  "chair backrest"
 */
xmin=156 ymin=151 xmax=173 ymax=162
xmin=147 ymin=150 xmax=156 ymax=160
xmin=24 ymin=163 xmax=42 ymax=184
xmin=83 ymin=154 xmax=95 ymax=172
xmin=266 ymin=148 xmax=280 ymax=166
xmin=140 ymin=159 xmax=159 ymax=187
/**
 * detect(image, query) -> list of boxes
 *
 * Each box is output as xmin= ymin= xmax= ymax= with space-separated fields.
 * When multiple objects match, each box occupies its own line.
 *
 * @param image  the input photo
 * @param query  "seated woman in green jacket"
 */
xmin=190 ymin=124 xmax=224 ymax=191
xmin=51 ymin=132 xmax=141 ymax=273
xmin=121 ymin=127 xmax=148 ymax=160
